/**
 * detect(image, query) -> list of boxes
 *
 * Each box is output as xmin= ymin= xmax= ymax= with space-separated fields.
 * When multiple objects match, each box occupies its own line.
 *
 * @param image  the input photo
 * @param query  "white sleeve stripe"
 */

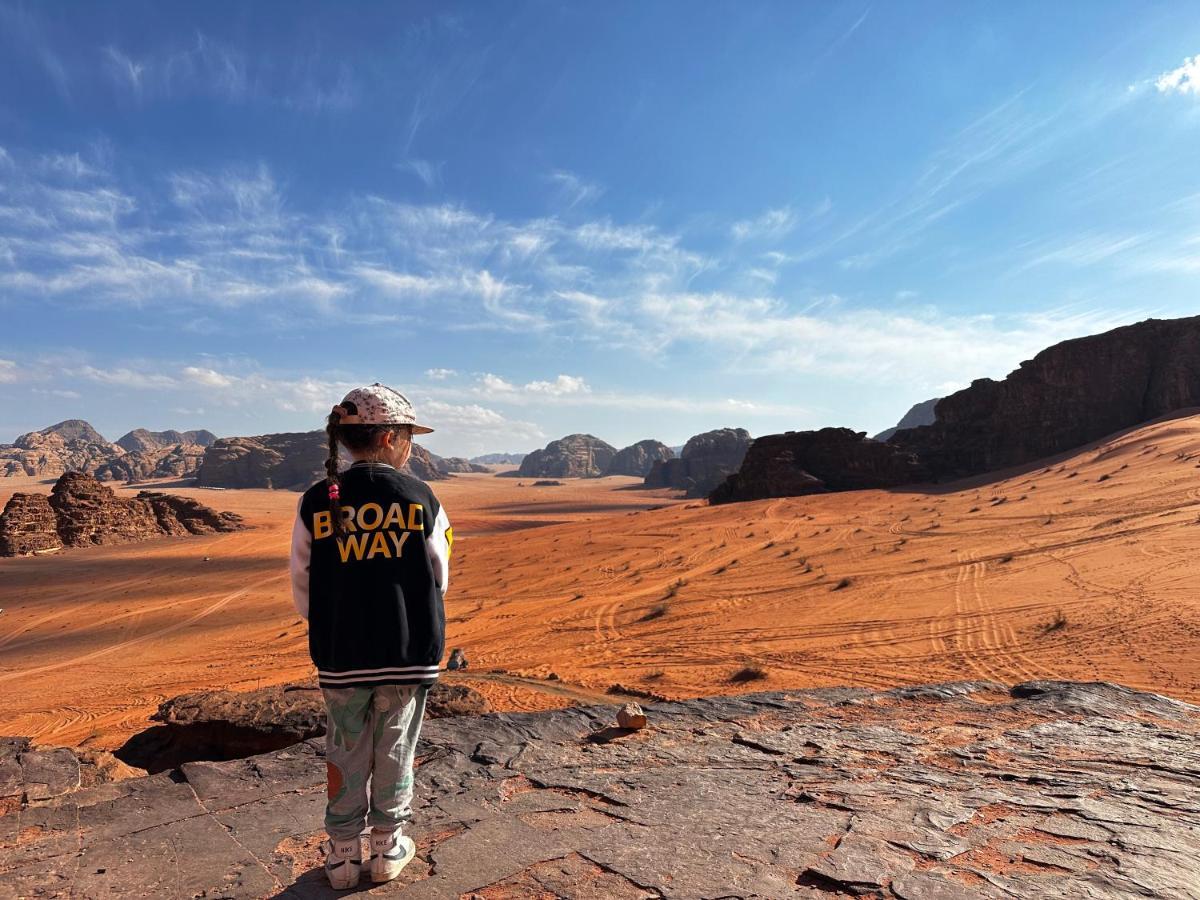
xmin=289 ymin=496 xmax=312 ymax=620
xmin=426 ymin=504 xmax=451 ymax=594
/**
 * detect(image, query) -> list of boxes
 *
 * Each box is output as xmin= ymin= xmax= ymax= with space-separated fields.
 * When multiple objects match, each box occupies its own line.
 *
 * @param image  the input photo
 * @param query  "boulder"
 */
xmin=0 ymin=472 xmax=243 ymax=556
xmin=506 ymin=434 xmax=617 ymax=479
xmin=196 ymin=431 xmax=446 ymax=490
xmin=710 ymin=428 xmax=929 ymax=505
xmin=616 ymin=702 xmax=647 ymax=730
xmin=603 ymin=439 xmax=674 ymax=477
xmin=644 ymin=427 xmax=752 ymax=497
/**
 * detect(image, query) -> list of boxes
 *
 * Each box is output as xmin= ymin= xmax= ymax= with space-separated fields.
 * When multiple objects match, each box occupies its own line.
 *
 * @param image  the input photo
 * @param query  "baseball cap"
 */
xmin=332 ymin=383 xmax=434 ymax=434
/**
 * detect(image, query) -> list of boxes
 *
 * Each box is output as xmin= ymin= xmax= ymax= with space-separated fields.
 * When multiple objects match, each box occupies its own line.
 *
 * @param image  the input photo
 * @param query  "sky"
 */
xmin=1 ymin=2 xmax=1199 ymax=457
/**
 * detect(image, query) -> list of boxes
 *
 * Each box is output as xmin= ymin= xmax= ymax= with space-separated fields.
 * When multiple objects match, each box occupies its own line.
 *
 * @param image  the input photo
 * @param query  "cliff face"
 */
xmin=1 ymin=421 xmax=214 ymax=482
xmin=603 ymin=439 xmax=674 ymax=477
xmin=892 ymin=315 xmax=1200 ymax=478
xmin=0 ymin=472 xmax=243 ymax=556
xmin=508 ymin=434 xmax=617 ymax=478
xmin=196 ymin=431 xmax=446 ymax=489
xmin=644 ymin=427 xmax=752 ymax=497
xmin=874 ymin=397 xmax=938 ymax=441
xmin=710 ymin=428 xmax=929 ymax=505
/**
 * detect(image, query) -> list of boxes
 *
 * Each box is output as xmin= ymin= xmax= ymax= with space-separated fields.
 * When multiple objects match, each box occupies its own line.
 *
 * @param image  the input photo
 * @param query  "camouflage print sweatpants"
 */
xmin=322 ymin=684 xmax=429 ymax=841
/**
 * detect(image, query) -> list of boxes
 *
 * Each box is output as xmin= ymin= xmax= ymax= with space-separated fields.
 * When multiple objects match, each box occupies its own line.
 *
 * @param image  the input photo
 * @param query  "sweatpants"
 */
xmin=321 ymin=683 xmax=429 ymax=841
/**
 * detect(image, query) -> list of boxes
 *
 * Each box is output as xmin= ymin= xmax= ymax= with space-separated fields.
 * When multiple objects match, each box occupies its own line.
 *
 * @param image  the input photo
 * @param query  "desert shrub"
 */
xmin=640 ymin=603 xmax=668 ymax=622
xmin=728 ymin=665 xmax=768 ymax=683
xmin=1097 ymin=473 xmax=1111 ymax=482
xmin=1040 ymin=610 xmax=1068 ymax=633
xmin=998 ymin=555 xmax=1014 ymax=564
xmin=832 ymin=577 xmax=852 ymax=591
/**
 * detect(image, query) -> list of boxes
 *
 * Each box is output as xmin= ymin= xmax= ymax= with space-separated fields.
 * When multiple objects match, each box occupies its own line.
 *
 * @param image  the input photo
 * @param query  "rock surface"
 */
xmin=892 ymin=315 xmax=1200 ymax=478
xmin=874 ymin=397 xmax=939 ymax=441
xmin=196 ymin=431 xmax=446 ymax=489
xmin=507 ymin=434 xmax=617 ymax=479
xmin=644 ymin=427 xmax=752 ymax=497
xmin=435 ymin=456 xmax=491 ymax=474
xmin=470 ymin=452 xmax=526 ymax=465
xmin=603 ymin=439 xmax=675 ymax=477
xmin=3 ymin=681 xmax=1198 ymax=898
xmin=0 ymin=472 xmax=243 ymax=556
xmin=710 ymin=428 xmax=930 ymax=504
xmin=115 ymin=429 xmax=218 ymax=453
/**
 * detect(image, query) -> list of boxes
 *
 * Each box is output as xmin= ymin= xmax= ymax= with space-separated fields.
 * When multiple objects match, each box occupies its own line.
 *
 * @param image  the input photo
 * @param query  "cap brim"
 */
xmin=411 ymin=424 xmax=435 ymax=435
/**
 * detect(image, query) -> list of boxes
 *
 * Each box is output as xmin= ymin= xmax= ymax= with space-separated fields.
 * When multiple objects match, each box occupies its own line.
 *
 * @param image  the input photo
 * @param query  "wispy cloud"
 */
xmin=547 ymin=170 xmax=604 ymax=208
xmin=1154 ymin=54 xmax=1200 ymax=96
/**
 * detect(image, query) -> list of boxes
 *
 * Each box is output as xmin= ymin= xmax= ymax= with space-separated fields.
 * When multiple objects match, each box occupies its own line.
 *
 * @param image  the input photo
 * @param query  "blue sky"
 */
xmin=1 ymin=2 xmax=1199 ymax=456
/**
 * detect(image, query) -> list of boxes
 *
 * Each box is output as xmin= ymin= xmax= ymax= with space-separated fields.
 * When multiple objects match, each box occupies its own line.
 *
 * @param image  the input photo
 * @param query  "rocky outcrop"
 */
xmin=644 ymin=427 xmax=752 ymax=497
xmin=470 ymin=452 xmax=526 ymax=465
xmin=6 ymin=681 xmax=1200 ymax=897
xmin=874 ymin=397 xmax=938 ymax=441
xmin=892 ymin=315 xmax=1200 ymax=478
xmin=115 ymin=429 xmax=217 ymax=453
xmin=115 ymin=679 xmax=493 ymax=772
xmin=603 ymin=439 xmax=674 ymax=477
xmin=0 ymin=472 xmax=243 ymax=556
xmin=505 ymin=434 xmax=617 ymax=479
xmin=0 ymin=420 xmax=215 ymax=482
xmin=435 ymin=456 xmax=490 ymax=474
xmin=197 ymin=432 xmax=446 ymax=490
xmin=710 ymin=428 xmax=929 ymax=504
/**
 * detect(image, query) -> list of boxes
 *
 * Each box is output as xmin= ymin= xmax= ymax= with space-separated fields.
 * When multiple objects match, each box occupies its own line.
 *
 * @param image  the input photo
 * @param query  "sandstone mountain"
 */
xmin=437 ymin=456 xmax=491 ymax=474
xmin=873 ymin=396 xmax=938 ymax=441
xmin=644 ymin=427 xmax=752 ymax=497
xmin=505 ymin=434 xmax=617 ymax=478
xmin=0 ymin=472 xmax=243 ymax=556
xmin=196 ymin=431 xmax=448 ymax=490
xmin=603 ymin=439 xmax=674 ymax=477
xmin=1 ymin=420 xmax=215 ymax=482
xmin=470 ymin=452 xmax=526 ymax=465
xmin=4 ymin=681 xmax=1197 ymax=897
xmin=710 ymin=428 xmax=928 ymax=504
xmin=115 ymin=428 xmax=217 ymax=453
xmin=718 ymin=315 xmax=1200 ymax=504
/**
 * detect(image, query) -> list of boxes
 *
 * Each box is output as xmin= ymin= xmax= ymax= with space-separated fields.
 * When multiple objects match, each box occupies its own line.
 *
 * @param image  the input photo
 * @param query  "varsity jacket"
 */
xmin=289 ymin=461 xmax=452 ymax=688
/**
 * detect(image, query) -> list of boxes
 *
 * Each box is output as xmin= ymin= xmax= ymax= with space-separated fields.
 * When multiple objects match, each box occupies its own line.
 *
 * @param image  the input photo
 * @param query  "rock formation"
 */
xmin=889 ymin=316 xmax=1200 ymax=478
xmin=710 ymin=428 xmax=929 ymax=505
xmin=603 ymin=439 xmax=674 ymax=477
xmin=115 ymin=429 xmax=218 ymax=453
xmin=644 ymin=427 xmax=752 ymax=497
xmin=5 ymin=681 xmax=1199 ymax=897
xmin=470 ymin=452 xmax=526 ymax=466
xmin=435 ymin=456 xmax=491 ymax=474
xmin=0 ymin=420 xmax=215 ymax=482
xmin=196 ymin=431 xmax=446 ymax=490
xmin=114 ymin=679 xmax=493 ymax=773
xmin=874 ymin=397 xmax=938 ymax=441
xmin=505 ymin=434 xmax=617 ymax=479
xmin=0 ymin=472 xmax=243 ymax=556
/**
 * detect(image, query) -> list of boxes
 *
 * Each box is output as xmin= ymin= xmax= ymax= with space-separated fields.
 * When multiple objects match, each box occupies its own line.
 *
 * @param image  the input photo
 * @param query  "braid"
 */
xmin=325 ymin=411 xmax=345 ymax=538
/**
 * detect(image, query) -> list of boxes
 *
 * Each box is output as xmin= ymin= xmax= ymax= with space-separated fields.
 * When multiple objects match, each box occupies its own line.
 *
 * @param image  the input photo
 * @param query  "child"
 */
xmin=289 ymin=383 xmax=451 ymax=888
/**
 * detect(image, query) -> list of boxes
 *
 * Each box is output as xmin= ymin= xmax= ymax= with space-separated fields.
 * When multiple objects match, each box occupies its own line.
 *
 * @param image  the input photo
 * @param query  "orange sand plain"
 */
xmin=4 ymin=414 xmax=1200 ymax=753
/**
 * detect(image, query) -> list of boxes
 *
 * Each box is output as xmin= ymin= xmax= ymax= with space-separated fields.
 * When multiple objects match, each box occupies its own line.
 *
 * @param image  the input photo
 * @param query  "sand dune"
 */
xmin=4 ymin=415 xmax=1200 ymax=752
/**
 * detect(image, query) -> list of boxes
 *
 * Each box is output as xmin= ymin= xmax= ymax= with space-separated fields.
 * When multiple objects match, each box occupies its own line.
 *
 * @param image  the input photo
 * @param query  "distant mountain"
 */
xmin=34 ymin=419 xmax=108 ymax=444
xmin=874 ymin=398 xmax=939 ymax=442
xmin=503 ymin=434 xmax=616 ymax=478
xmin=644 ymin=428 xmax=752 ymax=497
xmin=116 ymin=429 xmax=218 ymax=453
xmin=436 ymin=456 xmax=491 ymax=474
xmin=604 ymin=439 xmax=674 ymax=477
xmin=470 ymin=452 xmax=526 ymax=465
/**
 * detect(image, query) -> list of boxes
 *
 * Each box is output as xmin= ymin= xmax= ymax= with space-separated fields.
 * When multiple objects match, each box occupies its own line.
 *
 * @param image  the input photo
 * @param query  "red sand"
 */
xmin=4 ymin=416 xmax=1200 ymax=752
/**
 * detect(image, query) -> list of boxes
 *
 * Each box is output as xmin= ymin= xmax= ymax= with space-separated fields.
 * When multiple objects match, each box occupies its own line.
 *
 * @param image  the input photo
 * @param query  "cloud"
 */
xmin=1155 ymin=55 xmax=1200 ymax=97
xmin=397 ymin=158 xmax=443 ymax=188
xmin=524 ymin=375 xmax=590 ymax=396
xmin=732 ymin=206 xmax=798 ymax=241
xmin=0 ymin=360 xmax=17 ymax=384
xmin=182 ymin=366 xmax=234 ymax=388
xmin=424 ymin=368 xmax=457 ymax=380
xmin=547 ymin=170 xmax=603 ymax=208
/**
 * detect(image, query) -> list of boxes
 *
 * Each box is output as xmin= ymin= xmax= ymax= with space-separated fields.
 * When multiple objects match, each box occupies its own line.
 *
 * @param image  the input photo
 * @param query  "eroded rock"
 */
xmin=644 ymin=427 xmax=752 ymax=498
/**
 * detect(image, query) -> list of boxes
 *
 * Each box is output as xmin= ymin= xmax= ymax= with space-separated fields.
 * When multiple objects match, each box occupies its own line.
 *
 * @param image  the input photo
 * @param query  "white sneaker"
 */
xmin=369 ymin=829 xmax=416 ymax=883
xmin=322 ymin=836 xmax=362 ymax=889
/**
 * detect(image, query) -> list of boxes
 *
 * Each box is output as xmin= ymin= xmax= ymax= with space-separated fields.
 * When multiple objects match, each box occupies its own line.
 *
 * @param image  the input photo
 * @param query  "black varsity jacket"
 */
xmin=289 ymin=461 xmax=452 ymax=688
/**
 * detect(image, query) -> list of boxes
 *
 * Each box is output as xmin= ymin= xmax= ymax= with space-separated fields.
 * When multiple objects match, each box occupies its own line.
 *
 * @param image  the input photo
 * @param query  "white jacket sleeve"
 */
xmin=289 ymin=498 xmax=312 ymax=620
xmin=426 ymin=504 xmax=452 ymax=594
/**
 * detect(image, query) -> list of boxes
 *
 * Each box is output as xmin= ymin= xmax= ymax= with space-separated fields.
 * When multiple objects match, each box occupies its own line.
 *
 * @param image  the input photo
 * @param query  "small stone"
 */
xmin=617 ymin=703 xmax=647 ymax=730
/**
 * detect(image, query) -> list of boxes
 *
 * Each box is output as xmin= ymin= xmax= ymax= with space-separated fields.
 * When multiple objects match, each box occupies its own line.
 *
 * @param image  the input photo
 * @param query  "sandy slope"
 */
xmin=4 ymin=415 xmax=1200 ymax=752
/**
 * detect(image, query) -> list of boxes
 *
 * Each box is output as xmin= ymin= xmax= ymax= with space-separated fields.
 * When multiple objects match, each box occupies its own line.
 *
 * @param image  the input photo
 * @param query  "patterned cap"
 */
xmin=333 ymin=383 xmax=434 ymax=434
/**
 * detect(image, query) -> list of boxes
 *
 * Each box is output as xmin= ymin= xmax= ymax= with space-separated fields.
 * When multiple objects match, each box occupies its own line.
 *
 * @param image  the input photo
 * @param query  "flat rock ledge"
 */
xmin=3 ymin=681 xmax=1199 ymax=899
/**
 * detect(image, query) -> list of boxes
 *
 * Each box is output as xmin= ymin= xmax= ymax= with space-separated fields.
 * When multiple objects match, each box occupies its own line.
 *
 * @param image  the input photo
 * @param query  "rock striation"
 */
xmin=505 ymin=434 xmax=617 ymax=479
xmin=196 ymin=432 xmax=446 ymax=490
xmin=889 ymin=316 xmax=1200 ymax=478
xmin=710 ymin=428 xmax=929 ymax=505
xmin=0 ymin=472 xmax=243 ymax=556
xmin=644 ymin=427 xmax=752 ymax=497
xmin=4 ymin=681 xmax=1199 ymax=897
xmin=603 ymin=439 xmax=674 ymax=477
xmin=874 ymin=397 xmax=939 ymax=441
